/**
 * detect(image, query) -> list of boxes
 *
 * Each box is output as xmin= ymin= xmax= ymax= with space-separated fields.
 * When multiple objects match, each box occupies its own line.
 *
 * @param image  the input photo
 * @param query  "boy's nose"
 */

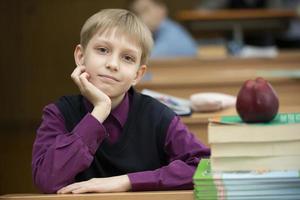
xmin=105 ymin=55 xmax=119 ymax=71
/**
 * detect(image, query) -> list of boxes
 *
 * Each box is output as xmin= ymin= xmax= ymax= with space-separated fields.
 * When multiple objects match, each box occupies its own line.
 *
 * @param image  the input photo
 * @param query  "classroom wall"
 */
xmin=0 ymin=0 xmax=196 ymax=194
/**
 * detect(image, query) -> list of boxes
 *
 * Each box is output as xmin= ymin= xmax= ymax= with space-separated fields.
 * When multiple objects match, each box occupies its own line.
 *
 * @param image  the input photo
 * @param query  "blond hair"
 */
xmin=80 ymin=9 xmax=153 ymax=65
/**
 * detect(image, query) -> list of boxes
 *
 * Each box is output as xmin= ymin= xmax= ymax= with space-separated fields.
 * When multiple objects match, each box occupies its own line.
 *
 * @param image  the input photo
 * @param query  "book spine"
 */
xmin=211 ymin=140 xmax=300 ymax=157
xmin=211 ymin=156 xmax=300 ymax=171
xmin=208 ymin=124 xmax=300 ymax=143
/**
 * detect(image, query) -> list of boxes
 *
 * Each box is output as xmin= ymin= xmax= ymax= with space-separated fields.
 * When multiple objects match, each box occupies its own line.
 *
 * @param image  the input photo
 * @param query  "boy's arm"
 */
xmin=71 ymin=66 xmax=111 ymax=123
xmin=32 ymin=103 xmax=108 ymax=193
xmin=127 ymin=115 xmax=211 ymax=191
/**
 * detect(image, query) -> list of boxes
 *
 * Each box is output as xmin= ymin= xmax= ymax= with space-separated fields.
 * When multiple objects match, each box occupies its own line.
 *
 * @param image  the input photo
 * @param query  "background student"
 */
xmin=128 ymin=0 xmax=199 ymax=58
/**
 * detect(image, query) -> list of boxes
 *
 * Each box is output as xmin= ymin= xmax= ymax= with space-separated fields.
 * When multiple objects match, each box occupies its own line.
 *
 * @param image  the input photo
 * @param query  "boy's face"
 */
xmin=75 ymin=28 xmax=146 ymax=101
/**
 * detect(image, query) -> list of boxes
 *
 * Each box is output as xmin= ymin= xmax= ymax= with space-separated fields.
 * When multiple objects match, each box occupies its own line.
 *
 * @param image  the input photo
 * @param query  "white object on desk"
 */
xmin=238 ymin=45 xmax=278 ymax=58
xmin=190 ymin=92 xmax=236 ymax=112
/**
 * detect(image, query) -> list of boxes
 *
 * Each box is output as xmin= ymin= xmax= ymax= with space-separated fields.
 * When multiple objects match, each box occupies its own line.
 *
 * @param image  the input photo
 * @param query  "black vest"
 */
xmin=55 ymin=88 xmax=175 ymax=181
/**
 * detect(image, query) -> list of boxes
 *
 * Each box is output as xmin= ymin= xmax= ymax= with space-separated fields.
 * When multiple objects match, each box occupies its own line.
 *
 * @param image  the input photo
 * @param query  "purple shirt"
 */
xmin=32 ymin=93 xmax=210 ymax=193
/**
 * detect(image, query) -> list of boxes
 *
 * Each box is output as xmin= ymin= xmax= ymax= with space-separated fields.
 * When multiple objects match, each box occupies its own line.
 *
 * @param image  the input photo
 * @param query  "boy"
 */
xmin=128 ymin=0 xmax=198 ymax=58
xmin=32 ymin=9 xmax=210 ymax=194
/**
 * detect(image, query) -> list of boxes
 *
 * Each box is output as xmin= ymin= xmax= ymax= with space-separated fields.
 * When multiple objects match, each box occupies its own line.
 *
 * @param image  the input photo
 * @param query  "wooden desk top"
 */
xmin=176 ymin=9 xmax=297 ymax=21
xmin=139 ymin=67 xmax=300 ymax=88
xmin=148 ymin=50 xmax=300 ymax=67
xmin=139 ymin=50 xmax=300 ymax=88
xmin=0 ymin=190 xmax=193 ymax=200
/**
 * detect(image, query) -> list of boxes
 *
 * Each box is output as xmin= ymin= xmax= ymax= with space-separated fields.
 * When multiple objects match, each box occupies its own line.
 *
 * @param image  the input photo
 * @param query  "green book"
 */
xmin=193 ymin=159 xmax=218 ymax=199
xmin=210 ymin=112 xmax=300 ymax=125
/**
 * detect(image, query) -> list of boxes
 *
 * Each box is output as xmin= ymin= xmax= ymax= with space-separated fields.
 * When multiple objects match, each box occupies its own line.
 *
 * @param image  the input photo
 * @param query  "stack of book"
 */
xmin=193 ymin=159 xmax=300 ymax=200
xmin=193 ymin=112 xmax=300 ymax=199
xmin=208 ymin=112 xmax=300 ymax=171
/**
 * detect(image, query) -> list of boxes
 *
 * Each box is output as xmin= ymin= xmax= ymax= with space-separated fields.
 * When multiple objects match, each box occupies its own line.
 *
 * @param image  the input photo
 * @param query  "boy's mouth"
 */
xmin=98 ymin=74 xmax=120 ymax=82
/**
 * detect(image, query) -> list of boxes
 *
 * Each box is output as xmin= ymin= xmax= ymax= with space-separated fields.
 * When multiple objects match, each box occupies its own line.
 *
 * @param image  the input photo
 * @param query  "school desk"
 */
xmin=176 ymin=9 xmax=297 ymax=43
xmin=0 ymin=190 xmax=193 ymax=200
xmin=148 ymin=50 xmax=300 ymax=68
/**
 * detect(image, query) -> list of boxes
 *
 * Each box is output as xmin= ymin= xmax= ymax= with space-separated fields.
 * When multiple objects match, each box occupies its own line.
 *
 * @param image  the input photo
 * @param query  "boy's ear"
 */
xmin=74 ymin=44 xmax=85 ymax=66
xmin=132 ymin=65 xmax=147 ymax=86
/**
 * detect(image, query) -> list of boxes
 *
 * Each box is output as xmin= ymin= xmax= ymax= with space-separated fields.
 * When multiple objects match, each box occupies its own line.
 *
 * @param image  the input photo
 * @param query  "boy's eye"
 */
xmin=97 ymin=47 xmax=109 ymax=54
xmin=123 ymin=55 xmax=136 ymax=63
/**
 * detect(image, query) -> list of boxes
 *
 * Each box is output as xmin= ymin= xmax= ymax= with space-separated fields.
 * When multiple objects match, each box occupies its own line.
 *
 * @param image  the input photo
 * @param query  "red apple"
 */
xmin=236 ymin=77 xmax=279 ymax=123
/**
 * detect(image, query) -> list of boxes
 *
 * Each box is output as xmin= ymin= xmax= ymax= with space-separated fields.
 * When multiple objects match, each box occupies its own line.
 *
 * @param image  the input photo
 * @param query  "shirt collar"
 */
xmin=111 ymin=93 xmax=129 ymax=127
xmin=83 ymin=93 xmax=129 ymax=127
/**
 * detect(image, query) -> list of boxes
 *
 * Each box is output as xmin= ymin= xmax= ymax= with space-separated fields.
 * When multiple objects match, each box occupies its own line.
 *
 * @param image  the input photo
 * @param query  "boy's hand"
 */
xmin=57 ymin=175 xmax=131 ymax=194
xmin=71 ymin=65 xmax=111 ymax=122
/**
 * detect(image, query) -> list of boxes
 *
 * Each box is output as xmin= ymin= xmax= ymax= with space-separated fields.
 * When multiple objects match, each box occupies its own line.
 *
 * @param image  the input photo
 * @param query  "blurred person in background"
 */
xmin=128 ymin=0 xmax=198 ymax=58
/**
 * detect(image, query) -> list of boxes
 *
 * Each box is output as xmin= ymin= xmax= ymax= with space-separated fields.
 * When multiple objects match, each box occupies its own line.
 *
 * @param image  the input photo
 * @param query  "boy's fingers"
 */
xmin=71 ymin=187 xmax=91 ymax=194
xmin=71 ymin=66 xmax=86 ymax=91
xmin=80 ymin=72 xmax=90 ymax=80
xmin=71 ymin=66 xmax=85 ymax=81
xmin=79 ymin=72 xmax=93 ymax=89
xmin=57 ymin=182 xmax=82 ymax=194
xmin=71 ymin=65 xmax=85 ymax=78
